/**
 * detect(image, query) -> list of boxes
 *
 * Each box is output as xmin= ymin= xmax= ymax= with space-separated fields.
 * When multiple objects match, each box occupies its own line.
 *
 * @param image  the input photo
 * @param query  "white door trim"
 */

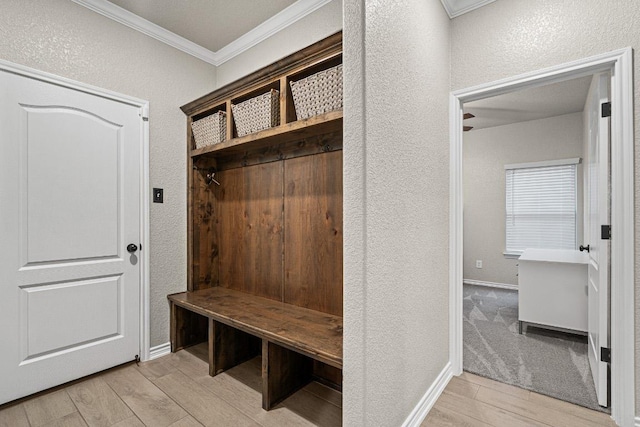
xmin=0 ymin=59 xmax=152 ymax=363
xmin=449 ymin=47 xmax=634 ymax=426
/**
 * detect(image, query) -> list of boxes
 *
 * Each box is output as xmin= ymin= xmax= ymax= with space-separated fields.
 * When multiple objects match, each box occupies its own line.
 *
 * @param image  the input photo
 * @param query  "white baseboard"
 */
xmin=149 ymin=342 xmax=171 ymax=360
xmin=401 ymin=362 xmax=453 ymax=427
xmin=463 ymin=279 xmax=518 ymax=291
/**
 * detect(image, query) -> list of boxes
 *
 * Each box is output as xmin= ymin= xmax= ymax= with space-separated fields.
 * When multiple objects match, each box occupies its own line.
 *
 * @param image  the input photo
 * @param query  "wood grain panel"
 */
xmin=191 ymin=157 xmax=218 ymax=291
xmin=217 ymin=163 xmax=283 ymax=301
xmin=170 ymin=303 xmax=207 ymax=353
xmin=312 ymin=361 xmax=342 ymax=391
xmin=284 ymin=151 xmax=343 ymax=316
xmin=243 ymin=163 xmax=284 ymax=298
xmin=209 ymin=319 xmax=260 ymax=376
xmin=262 ymin=340 xmax=313 ymax=410
xmin=217 ymin=167 xmax=244 ymax=292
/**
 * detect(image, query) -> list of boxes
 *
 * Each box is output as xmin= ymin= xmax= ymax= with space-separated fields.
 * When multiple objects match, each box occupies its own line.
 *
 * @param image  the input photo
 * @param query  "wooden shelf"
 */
xmin=191 ymin=110 xmax=343 ymax=158
xmin=181 ymin=31 xmax=344 ymax=396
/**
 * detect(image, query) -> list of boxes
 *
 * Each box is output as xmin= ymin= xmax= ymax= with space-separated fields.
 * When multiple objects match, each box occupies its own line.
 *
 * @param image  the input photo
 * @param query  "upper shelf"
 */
xmin=184 ymin=32 xmax=342 ymax=165
xmin=190 ymin=110 xmax=343 ymax=158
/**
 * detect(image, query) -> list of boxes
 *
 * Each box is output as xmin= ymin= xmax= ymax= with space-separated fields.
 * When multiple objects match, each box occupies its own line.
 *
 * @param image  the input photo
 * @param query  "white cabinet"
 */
xmin=518 ymin=248 xmax=589 ymax=333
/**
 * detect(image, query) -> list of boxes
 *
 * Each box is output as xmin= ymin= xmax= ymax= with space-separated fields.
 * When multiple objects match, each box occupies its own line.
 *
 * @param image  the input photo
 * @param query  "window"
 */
xmin=505 ymin=159 xmax=579 ymax=255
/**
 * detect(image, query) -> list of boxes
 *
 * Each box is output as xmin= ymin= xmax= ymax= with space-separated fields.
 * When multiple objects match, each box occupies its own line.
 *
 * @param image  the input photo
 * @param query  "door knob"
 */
xmin=579 ymin=244 xmax=590 ymax=253
xmin=127 ymin=243 xmax=138 ymax=253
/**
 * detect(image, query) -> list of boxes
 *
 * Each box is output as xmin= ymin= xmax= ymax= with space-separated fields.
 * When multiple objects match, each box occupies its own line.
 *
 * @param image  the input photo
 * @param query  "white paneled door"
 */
xmin=584 ymin=73 xmax=610 ymax=407
xmin=0 ymin=66 xmax=143 ymax=404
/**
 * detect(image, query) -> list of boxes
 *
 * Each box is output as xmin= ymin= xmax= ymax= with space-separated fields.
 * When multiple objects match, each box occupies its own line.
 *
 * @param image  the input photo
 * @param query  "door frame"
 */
xmin=0 ymin=59 xmax=152 ymax=362
xmin=448 ymin=48 xmax=634 ymax=426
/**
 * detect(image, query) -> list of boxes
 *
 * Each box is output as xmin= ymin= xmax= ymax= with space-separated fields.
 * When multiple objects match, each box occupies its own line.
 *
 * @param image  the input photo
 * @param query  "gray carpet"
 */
xmin=463 ymin=284 xmax=608 ymax=413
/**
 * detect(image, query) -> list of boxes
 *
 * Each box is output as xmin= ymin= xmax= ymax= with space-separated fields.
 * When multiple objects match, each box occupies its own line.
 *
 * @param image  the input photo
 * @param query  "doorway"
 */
xmin=449 ymin=48 xmax=634 ymax=426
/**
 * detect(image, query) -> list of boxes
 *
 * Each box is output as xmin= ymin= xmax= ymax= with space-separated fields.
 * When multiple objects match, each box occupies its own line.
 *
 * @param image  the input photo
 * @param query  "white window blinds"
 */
xmin=505 ymin=162 xmax=577 ymax=253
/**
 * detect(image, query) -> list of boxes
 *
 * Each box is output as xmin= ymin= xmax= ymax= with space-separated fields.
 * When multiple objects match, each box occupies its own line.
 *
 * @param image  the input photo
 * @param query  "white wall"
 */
xmin=0 ymin=0 xmax=216 ymax=347
xmin=215 ymin=0 xmax=342 ymax=88
xmin=343 ymin=0 xmax=451 ymax=425
xmin=464 ymin=113 xmax=585 ymax=286
xmin=450 ymin=0 xmax=640 ymax=415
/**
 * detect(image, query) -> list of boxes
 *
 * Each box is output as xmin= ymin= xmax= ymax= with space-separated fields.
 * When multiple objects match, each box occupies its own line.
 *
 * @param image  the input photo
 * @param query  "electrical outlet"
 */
xmin=153 ymin=188 xmax=163 ymax=203
xmin=476 ymin=260 xmax=483 ymax=269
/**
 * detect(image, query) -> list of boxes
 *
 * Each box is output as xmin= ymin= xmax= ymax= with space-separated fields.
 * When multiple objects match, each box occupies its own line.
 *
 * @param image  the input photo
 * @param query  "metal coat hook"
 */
xmin=193 ymin=165 xmax=220 ymax=186
xmin=206 ymin=169 xmax=220 ymax=186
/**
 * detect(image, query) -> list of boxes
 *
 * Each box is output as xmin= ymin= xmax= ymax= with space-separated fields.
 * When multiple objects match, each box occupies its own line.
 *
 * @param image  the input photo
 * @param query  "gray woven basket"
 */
xmin=191 ymin=111 xmax=226 ymax=149
xmin=290 ymin=64 xmax=343 ymax=120
xmin=231 ymin=89 xmax=280 ymax=137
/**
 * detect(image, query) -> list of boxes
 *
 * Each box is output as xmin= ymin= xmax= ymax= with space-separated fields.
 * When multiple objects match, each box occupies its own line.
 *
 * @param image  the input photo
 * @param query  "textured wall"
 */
xmin=464 ymin=113 xmax=585 ymax=285
xmin=343 ymin=0 xmax=450 ymax=425
xmin=451 ymin=0 xmax=640 ymax=416
xmin=215 ymin=0 xmax=342 ymax=87
xmin=0 ymin=0 xmax=216 ymax=348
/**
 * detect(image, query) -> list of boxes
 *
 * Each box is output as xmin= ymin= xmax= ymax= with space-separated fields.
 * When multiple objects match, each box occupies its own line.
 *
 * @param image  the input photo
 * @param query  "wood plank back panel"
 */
xmin=170 ymin=304 xmax=208 ymax=352
xmin=217 ymin=163 xmax=284 ymax=301
xmin=216 ymin=167 xmax=244 ymax=292
xmin=284 ymin=151 xmax=343 ymax=316
xmin=192 ymin=163 xmax=219 ymax=290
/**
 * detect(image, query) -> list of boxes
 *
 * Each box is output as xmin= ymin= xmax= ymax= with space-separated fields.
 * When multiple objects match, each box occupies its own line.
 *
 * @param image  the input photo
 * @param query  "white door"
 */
xmin=0 ymin=66 xmax=142 ymax=404
xmin=584 ymin=73 xmax=610 ymax=407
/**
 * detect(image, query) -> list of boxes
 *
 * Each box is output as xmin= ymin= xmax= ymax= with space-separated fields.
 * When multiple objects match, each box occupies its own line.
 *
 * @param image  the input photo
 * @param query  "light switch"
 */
xmin=153 ymin=188 xmax=163 ymax=203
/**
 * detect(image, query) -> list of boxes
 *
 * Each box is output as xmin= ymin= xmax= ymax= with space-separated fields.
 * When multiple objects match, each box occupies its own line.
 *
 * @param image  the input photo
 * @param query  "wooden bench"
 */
xmin=168 ymin=287 xmax=343 ymax=410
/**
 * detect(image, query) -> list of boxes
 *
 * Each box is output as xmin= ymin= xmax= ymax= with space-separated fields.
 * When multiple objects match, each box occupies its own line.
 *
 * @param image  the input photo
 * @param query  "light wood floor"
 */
xmin=0 ymin=346 xmax=616 ymax=427
xmin=424 ymin=372 xmax=616 ymax=427
xmin=0 ymin=344 xmax=342 ymax=427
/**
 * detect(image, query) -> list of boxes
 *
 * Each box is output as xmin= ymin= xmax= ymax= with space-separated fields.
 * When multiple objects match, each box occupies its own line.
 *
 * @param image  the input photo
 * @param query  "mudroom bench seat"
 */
xmin=168 ymin=287 xmax=343 ymax=410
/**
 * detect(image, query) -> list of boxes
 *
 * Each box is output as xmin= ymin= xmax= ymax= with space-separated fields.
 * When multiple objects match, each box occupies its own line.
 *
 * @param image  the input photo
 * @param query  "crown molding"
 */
xmin=439 ymin=0 xmax=495 ymax=19
xmin=71 ymin=0 xmax=332 ymax=67
xmin=215 ymin=0 xmax=332 ymax=65
xmin=71 ymin=0 xmax=218 ymax=65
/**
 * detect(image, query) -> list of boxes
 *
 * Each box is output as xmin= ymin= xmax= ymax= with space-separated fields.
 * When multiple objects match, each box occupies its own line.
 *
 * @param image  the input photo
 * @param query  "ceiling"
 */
xmin=107 ymin=0 xmax=296 ymax=52
xmin=463 ymin=76 xmax=593 ymax=131
xmin=74 ymin=0 xmax=497 ymax=66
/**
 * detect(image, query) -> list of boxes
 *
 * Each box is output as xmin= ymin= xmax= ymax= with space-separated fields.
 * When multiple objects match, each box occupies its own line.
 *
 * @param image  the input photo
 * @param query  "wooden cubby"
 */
xmin=176 ymin=31 xmax=343 ymax=398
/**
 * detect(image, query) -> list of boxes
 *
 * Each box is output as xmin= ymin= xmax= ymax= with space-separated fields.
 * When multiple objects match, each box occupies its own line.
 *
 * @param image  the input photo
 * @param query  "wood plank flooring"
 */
xmin=0 ymin=346 xmax=615 ymax=427
xmin=423 ymin=372 xmax=617 ymax=427
xmin=0 ymin=344 xmax=341 ymax=427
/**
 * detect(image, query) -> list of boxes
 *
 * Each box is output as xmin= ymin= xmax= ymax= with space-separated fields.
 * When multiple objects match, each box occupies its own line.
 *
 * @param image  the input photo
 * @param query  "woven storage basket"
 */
xmin=290 ymin=64 xmax=343 ymax=120
xmin=231 ymin=89 xmax=280 ymax=137
xmin=191 ymin=111 xmax=227 ymax=149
